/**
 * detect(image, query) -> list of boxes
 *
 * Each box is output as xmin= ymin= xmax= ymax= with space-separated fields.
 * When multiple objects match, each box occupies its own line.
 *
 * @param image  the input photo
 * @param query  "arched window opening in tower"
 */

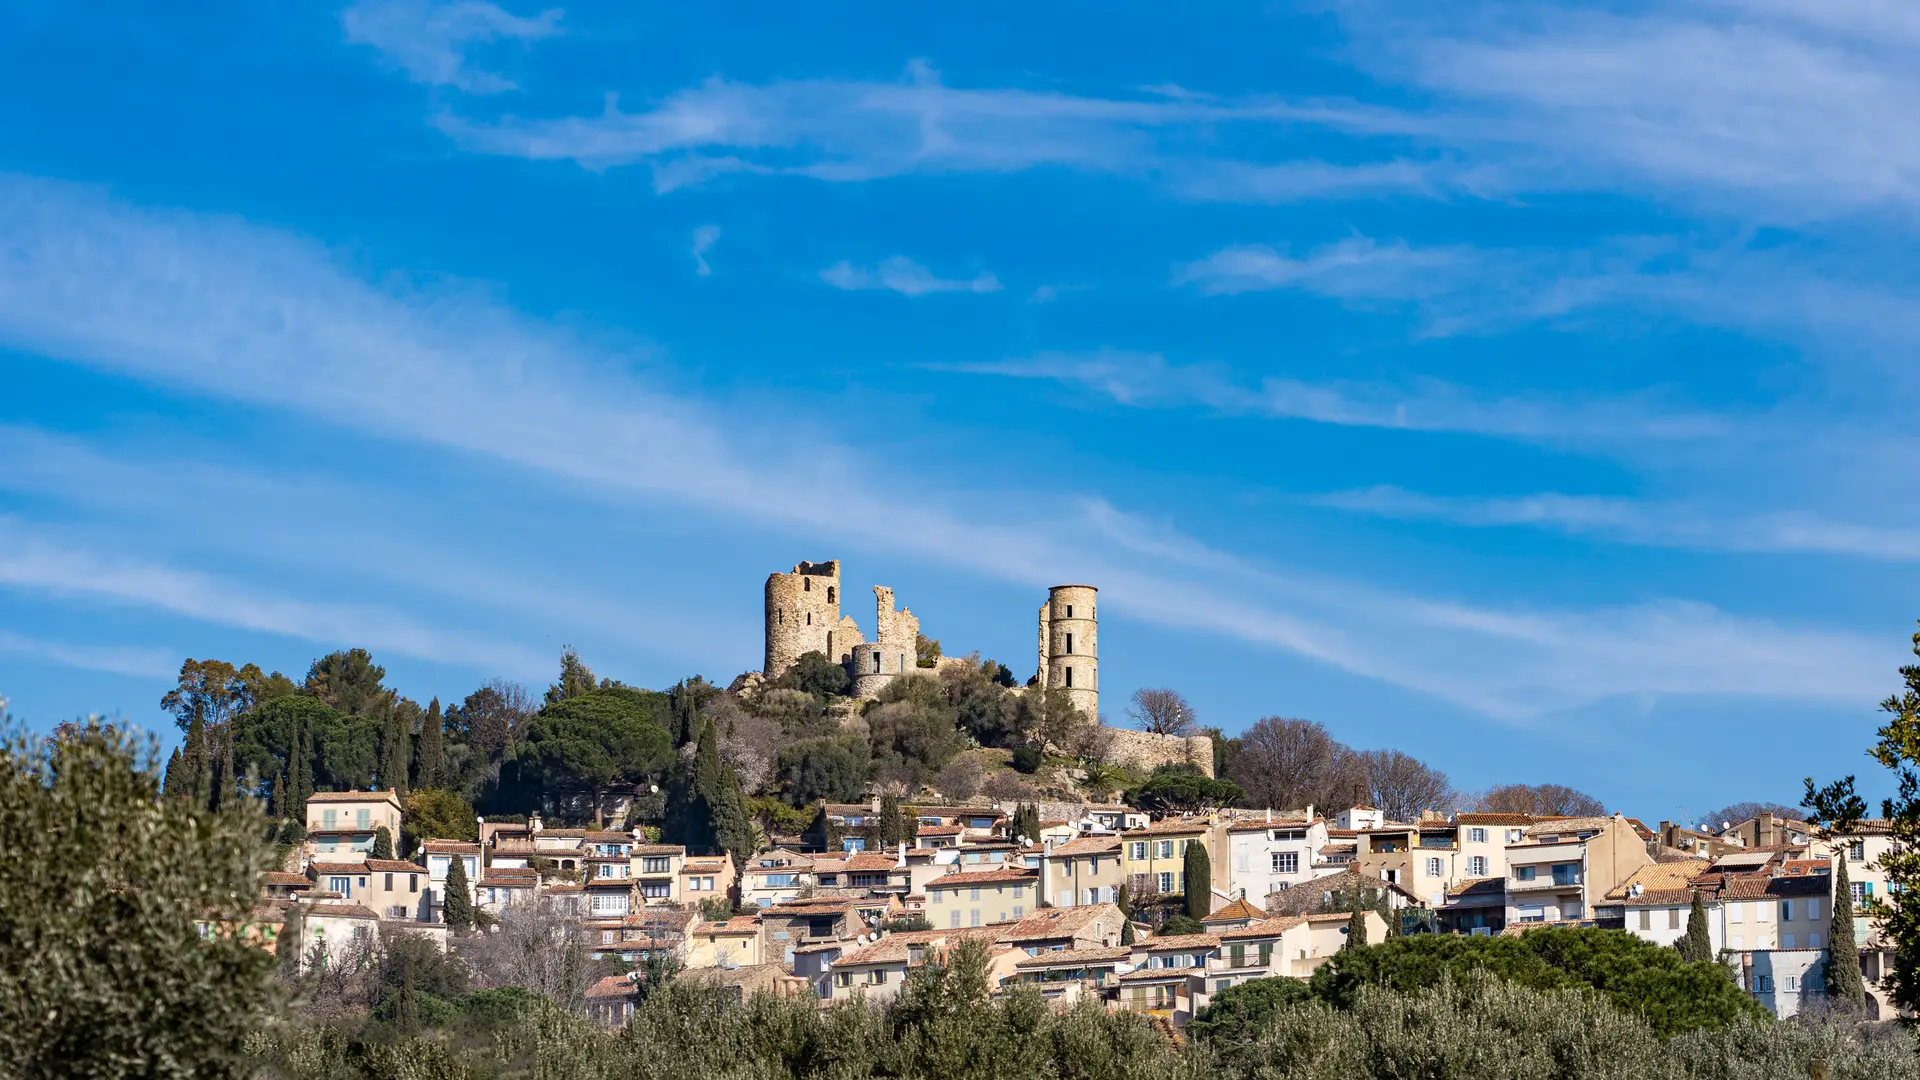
xmin=1066 ymin=633 xmax=1073 ymax=653
xmin=1066 ymin=605 xmax=1073 ymax=618
xmin=827 ymin=586 xmax=835 ymax=604
xmin=804 ymin=577 xmax=810 ymax=591
xmin=873 ymin=651 xmax=882 ymax=674
xmin=1066 ymin=667 xmax=1074 ymax=688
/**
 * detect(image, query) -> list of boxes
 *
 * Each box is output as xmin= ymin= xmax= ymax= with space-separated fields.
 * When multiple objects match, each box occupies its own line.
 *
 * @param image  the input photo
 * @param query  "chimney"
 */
xmin=871 ymin=795 xmax=882 ymax=813
xmin=1266 ymin=808 xmax=1272 ymax=824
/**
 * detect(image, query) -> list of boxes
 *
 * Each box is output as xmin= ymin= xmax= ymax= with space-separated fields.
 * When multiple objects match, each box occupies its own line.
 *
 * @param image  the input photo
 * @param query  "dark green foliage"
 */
xmin=883 ymin=913 xmax=934 ymax=932
xmin=544 ymin=645 xmax=599 ymax=705
xmin=1829 ymin=856 xmax=1867 ymax=1004
xmin=876 ymin=794 xmax=916 ymax=848
xmin=371 ymin=825 xmax=394 ymax=860
xmin=442 ymin=852 xmax=473 ymax=933
xmin=802 ymin=801 xmax=845 ymax=852
xmin=916 ymin=633 xmax=942 ymax=668
xmin=278 ymin=902 xmax=306 ymax=975
xmin=1119 ymin=917 xmax=1135 ymax=945
xmin=370 ymin=932 xmax=470 ymax=1034
xmin=1183 ymin=840 xmax=1212 ymax=918
xmin=1009 ymin=746 xmax=1043 ymax=774
xmin=1006 ymin=802 xmax=1042 ymax=845
xmin=0 ymin=721 xmax=278 ymax=1077
xmin=1187 ymin=976 xmax=1314 ymax=1041
xmin=777 ymin=733 xmax=870 ymax=804
xmin=304 ymin=648 xmax=397 ymax=719
xmin=381 ymin=706 xmax=412 ymax=797
xmin=416 ymin=697 xmax=445 ymax=790
xmin=866 ymin=675 xmax=964 ymax=789
xmin=1309 ymin=926 xmax=1765 ymax=1036
xmin=510 ymin=687 xmax=673 ymax=821
xmin=1159 ymin=914 xmax=1206 ymax=935
xmin=778 ymin=650 xmax=851 ymax=698
xmin=1127 ymin=771 xmax=1245 ymax=815
xmin=943 ymin=657 xmax=1021 ymax=747
xmin=1347 ymin=889 xmax=1368 ymax=949
xmin=402 ymin=788 xmax=476 ymax=850
xmin=1677 ymin=892 xmax=1711 ymax=963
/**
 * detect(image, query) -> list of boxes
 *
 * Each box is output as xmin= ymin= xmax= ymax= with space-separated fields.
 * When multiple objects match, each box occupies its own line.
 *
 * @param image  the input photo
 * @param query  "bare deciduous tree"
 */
xmin=1357 ymin=749 xmax=1455 ymax=823
xmin=1127 ymin=688 xmax=1196 ymax=736
xmin=1227 ymin=716 xmax=1367 ymax=812
xmin=1476 ymin=783 xmax=1606 ymax=817
xmin=462 ymin=897 xmax=595 ymax=1012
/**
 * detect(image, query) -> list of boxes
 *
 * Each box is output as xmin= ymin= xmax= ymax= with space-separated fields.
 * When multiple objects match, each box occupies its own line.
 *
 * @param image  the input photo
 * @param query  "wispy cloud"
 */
xmin=690 ymin=224 xmax=720 ymax=276
xmin=0 ymin=173 xmax=1888 ymax=720
xmin=0 ymin=630 xmax=176 ymax=680
xmin=343 ymin=0 xmax=561 ymax=94
xmin=1175 ymin=236 xmax=1469 ymax=298
xmin=820 ymin=256 xmax=1001 ymax=296
xmin=947 ymin=349 xmax=1727 ymax=446
xmin=0 ymin=517 xmax=546 ymax=674
xmin=1317 ymin=485 xmax=1920 ymax=562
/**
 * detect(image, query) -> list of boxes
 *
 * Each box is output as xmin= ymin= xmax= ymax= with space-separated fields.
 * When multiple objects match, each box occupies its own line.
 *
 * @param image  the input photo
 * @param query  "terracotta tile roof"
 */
xmin=363 ymin=859 xmax=422 ymax=873
xmin=1227 ymin=816 xmax=1311 ymax=832
xmin=1606 ymin=860 xmax=1709 ymax=905
xmin=1014 ymin=946 xmax=1132 ymax=968
xmin=262 ymin=871 xmax=310 ymax=886
xmin=477 ymin=875 xmax=538 ymax=889
xmin=422 ymin=841 xmax=480 ymax=853
xmin=1139 ymin=933 xmax=1219 ymax=951
xmin=694 ymin=916 xmax=762 ymax=935
xmin=307 ymin=790 xmax=399 ymax=803
xmin=1445 ymin=877 xmax=1507 ymax=903
xmin=1455 ymin=813 xmax=1557 ymax=826
xmin=1305 ymin=912 xmax=1362 ymax=923
xmin=997 ymin=904 xmax=1122 ymax=942
xmin=1201 ymin=897 xmax=1267 ymax=924
xmin=634 ymin=844 xmax=687 ymax=856
xmin=917 ymin=825 xmax=964 ymax=836
xmin=582 ymin=830 xmax=634 ymax=842
xmin=680 ymin=859 xmax=731 ymax=873
xmin=1119 ymin=966 xmax=1199 ymax=982
xmin=309 ymin=862 xmax=372 ymax=875
xmin=1526 ymin=817 xmax=1615 ymax=837
xmin=586 ymin=974 xmax=638 ymax=1000
xmin=305 ymin=902 xmax=379 ymax=919
xmin=1047 ymin=836 xmax=1122 ymax=858
xmin=835 ymin=853 xmax=904 ymax=872
xmin=1217 ymin=916 xmax=1307 ymax=940
xmin=1122 ymin=818 xmax=1211 ymax=838
xmin=928 ymin=868 xmax=1037 ymax=888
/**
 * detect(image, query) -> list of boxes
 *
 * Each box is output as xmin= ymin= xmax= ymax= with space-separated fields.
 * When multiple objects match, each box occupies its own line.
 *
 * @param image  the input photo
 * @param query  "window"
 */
xmin=1258 ymin=942 xmax=1273 ymax=965
xmin=1515 ymin=866 xmax=1537 ymax=881
xmin=1551 ymin=864 xmax=1579 ymax=886
xmin=1729 ymin=903 xmax=1744 ymax=923
xmin=641 ymin=857 xmax=671 ymax=874
xmin=1669 ymin=908 xmax=1681 ymax=930
xmin=590 ymin=894 xmax=630 ymax=915
xmin=1730 ymin=934 xmax=1743 ymax=949
xmin=329 ymin=876 xmax=352 ymax=894
xmin=1273 ymin=851 xmax=1299 ymax=874
xmin=970 ymin=909 xmax=981 ymax=927
xmin=356 ymin=809 xmax=370 ymax=828
xmin=1158 ymin=840 xmax=1174 ymax=859
xmin=1468 ymin=856 xmax=1488 ymax=876
xmin=766 ymin=873 xmax=798 ymax=887
xmin=1638 ymin=909 xmax=1650 ymax=930
xmin=1158 ymin=872 xmax=1175 ymax=893
xmin=971 ymin=886 xmax=982 ymax=900
xmin=1781 ymin=900 xmax=1794 ymax=920
xmin=639 ymin=882 xmax=671 ymax=898
xmin=409 ymin=874 xmax=418 ymax=893
xmin=1784 ymin=933 xmax=1797 ymax=948
xmin=384 ymin=873 xmax=394 ymax=891
xmin=1382 ymin=869 xmax=1399 ymax=884
xmin=1065 ymin=605 xmax=1073 ymax=618
xmin=322 ymin=809 xmax=338 ymax=828
xmin=949 ymin=910 xmax=961 ymax=928
xmin=1065 ymin=667 xmax=1073 ymax=688
xmin=1849 ymin=841 xmax=1866 ymax=861
xmin=1809 ymin=898 xmax=1822 ymax=919
xmin=1468 ymin=828 xmax=1488 ymax=844
xmin=1810 ymin=932 xmax=1822 ymax=948
xmin=1013 ymin=905 xmax=1024 ymax=917
xmin=1852 ymin=882 xmax=1867 ymax=905
xmin=1426 ymin=857 xmax=1443 ymax=877
xmin=827 ymin=586 xmax=835 ymax=603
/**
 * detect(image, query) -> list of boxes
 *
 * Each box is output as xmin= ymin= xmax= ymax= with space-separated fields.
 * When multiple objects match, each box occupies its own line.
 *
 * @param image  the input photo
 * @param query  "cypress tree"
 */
xmin=417 ymin=698 xmax=445 ymax=790
xmin=1830 ymin=857 xmax=1867 ymax=1004
xmin=1184 ymin=839 xmax=1213 ymax=919
xmin=278 ymin=902 xmax=306 ymax=976
xmin=1678 ymin=892 xmax=1713 ymax=964
xmin=1120 ymin=916 xmax=1136 ymax=946
xmin=372 ymin=825 xmax=395 ymax=860
xmin=383 ymin=712 xmax=411 ymax=796
xmin=694 ymin=719 xmax=755 ymax=863
xmin=293 ymin=720 xmax=313 ymax=819
xmin=162 ymin=747 xmax=185 ymax=800
xmin=442 ymin=854 xmax=473 ymax=933
xmin=1347 ymin=881 xmax=1369 ymax=949
xmin=209 ymin=735 xmax=232 ymax=813
xmin=183 ymin=713 xmax=209 ymax=807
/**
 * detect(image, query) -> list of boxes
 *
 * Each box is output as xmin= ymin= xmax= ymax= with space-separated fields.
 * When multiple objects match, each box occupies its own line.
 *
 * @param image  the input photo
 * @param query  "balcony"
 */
xmin=1508 ymin=876 xmax=1582 ymax=894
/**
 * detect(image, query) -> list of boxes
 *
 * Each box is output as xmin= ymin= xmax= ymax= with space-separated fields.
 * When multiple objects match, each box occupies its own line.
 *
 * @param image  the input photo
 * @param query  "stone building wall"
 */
xmin=763 ymin=561 xmax=843 ymax=677
xmin=1038 ymin=585 xmax=1099 ymax=718
xmin=1098 ymin=727 xmax=1215 ymax=778
xmin=850 ymin=585 xmax=920 ymax=699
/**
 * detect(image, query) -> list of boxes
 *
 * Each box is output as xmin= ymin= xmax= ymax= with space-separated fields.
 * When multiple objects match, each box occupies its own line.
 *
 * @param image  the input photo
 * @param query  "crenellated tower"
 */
xmin=1037 ymin=584 xmax=1098 ymax=718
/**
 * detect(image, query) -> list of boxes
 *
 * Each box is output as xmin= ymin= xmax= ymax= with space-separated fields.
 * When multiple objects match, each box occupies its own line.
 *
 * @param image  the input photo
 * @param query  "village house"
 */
xmin=1224 ymin=813 xmax=1325 ymax=902
xmin=1502 ymin=815 xmax=1652 ymax=925
xmin=996 ymin=903 xmax=1126 ymax=954
xmin=303 ymin=790 xmax=402 ymax=864
xmin=632 ymin=844 xmax=687 ymax=905
xmin=1035 ymin=835 xmax=1123 ymax=908
xmin=420 ymin=840 xmax=480 ymax=921
xmin=1121 ymin=818 xmax=1210 ymax=899
xmin=1357 ymin=818 xmax=1459 ymax=908
xmin=740 ymin=848 xmax=815 ymax=908
xmin=686 ymin=915 xmax=765 ymax=969
xmin=926 ymin=866 xmax=1038 ymax=928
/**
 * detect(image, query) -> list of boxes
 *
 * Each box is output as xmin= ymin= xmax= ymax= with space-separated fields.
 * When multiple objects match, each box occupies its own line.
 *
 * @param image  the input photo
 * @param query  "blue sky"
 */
xmin=3 ymin=0 xmax=1918 ymax=821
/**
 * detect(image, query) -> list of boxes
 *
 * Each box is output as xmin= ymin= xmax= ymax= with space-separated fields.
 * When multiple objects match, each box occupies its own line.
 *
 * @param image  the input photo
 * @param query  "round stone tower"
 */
xmin=764 ymin=561 xmax=843 ymax=678
xmin=1037 ymin=584 xmax=1098 ymax=718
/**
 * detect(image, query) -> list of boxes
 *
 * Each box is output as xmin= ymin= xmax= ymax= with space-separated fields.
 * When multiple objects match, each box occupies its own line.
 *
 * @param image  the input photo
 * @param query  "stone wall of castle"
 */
xmin=763 ymin=561 xmax=843 ymax=677
xmin=849 ymin=585 xmax=921 ymax=699
xmin=1098 ymin=727 xmax=1215 ymax=778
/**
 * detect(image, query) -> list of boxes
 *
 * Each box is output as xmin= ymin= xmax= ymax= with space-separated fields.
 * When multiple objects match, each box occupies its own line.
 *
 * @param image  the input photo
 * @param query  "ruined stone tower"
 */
xmin=1037 ymin=585 xmax=1098 ymax=718
xmin=848 ymin=586 xmax=920 ymax=699
xmin=764 ymin=561 xmax=862 ymax=678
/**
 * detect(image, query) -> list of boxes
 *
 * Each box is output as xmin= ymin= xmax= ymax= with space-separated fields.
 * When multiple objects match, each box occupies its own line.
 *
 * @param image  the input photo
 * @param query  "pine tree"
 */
xmin=417 ymin=698 xmax=445 ymax=790
xmin=291 ymin=720 xmax=313 ymax=820
xmin=372 ymin=826 xmax=395 ymax=860
xmin=1184 ymin=839 xmax=1213 ymax=919
xmin=1830 ymin=857 xmax=1867 ymax=1004
xmin=383 ymin=712 xmax=411 ymax=796
xmin=1678 ymin=892 xmax=1713 ymax=964
xmin=442 ymin=854 xmax=473 ymax=933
